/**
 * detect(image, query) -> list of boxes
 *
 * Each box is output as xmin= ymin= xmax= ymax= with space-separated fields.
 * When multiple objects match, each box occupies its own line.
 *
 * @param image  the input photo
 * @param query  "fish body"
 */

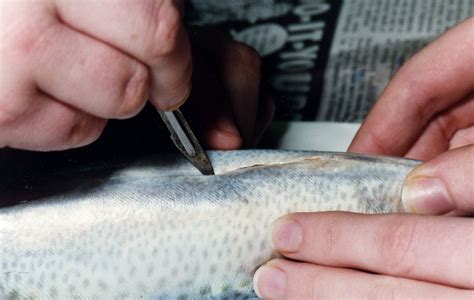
xmin=0 ymin=150 xmax=419 ymax=299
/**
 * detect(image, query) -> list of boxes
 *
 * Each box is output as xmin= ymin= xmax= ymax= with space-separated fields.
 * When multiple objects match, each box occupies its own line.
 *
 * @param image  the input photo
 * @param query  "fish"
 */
xmin=0 ymin=150 xmax=420 ymax=299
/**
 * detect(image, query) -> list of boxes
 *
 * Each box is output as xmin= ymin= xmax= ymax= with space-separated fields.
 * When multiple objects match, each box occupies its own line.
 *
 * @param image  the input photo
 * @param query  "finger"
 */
xmin=0 ymin=92 xmax=106 ymax=151
xmin=253 ymin=259 xmax=471 ymax=299
xmin=220 ymin=41 xmax=261 ymax=147
xmin=28 ymin=17 xmax=148 ymax=119
xmin=55 ymin=0 xmax=192 ymax=110
xmin=268 ymin=212 xmax=473 ymax=289
xmin=349 ymin=17 xmax=474 ymax=155
xmin=402 ymin=145 xmax=474 ymax=215
xmin=184 ymin=29 xmax=243 ymax=150
xmin=404 ymin=93 xmax=474 ymax=160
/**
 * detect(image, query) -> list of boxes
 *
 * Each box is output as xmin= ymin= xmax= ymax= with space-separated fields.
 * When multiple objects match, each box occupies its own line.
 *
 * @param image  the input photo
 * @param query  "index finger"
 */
xmin=349 ymin=17 xmax=474 ymax=156
xmin=270 ymin=212 xmax=473 ymax=289
xmin=55 ymin=0 xmax=192 ymax=110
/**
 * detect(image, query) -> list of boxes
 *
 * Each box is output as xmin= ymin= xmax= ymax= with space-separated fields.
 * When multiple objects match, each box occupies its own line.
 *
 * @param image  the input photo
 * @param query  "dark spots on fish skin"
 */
xmin=192 ymin=265 xmax=199 ymax=277
xmin=68 ymin=285 xmax=77 ymax=296
xmin=217 ymin=250 xmax=223 ymax=259
xmin=243 ymin=225 xmax=249 ymax=234
xmin=260 ymin=239 xmax=267 ymax=251
xmin=137 ymin=281 xmax=147 ymax=293
xmin=200 ymin=285 xmax=211 ymax=295
xmin=37 ymin=273 xmax=45 ymax=289
xmin=50 ymin=272 xmax=56 ymax=281
xmin=171 ymin=267 xmax=179 ymax=277
xmin=181 ymin=279 xmax=193 ymax=288
xmin=152 ymin=248 xmax=159 ymax=257
xmin=49 ymin=287 xmax=58 ymax=298
xmin=91 ymin=262 xmax=98 ymax=273
xmin=166 ymin=235 xmax=172 ymax=242
xmin=158 ymin=277 xmax=167 ymax=287
xmin=147 ymin=265 xmax=154 ymax=276
xmin=83 ymin=279 xmax=90 ymax=288
xmin=98 ymin=280 xmax=108 ymax=290
xmin=209 ymin=264 xmax=217 ymax=274
xmin=247 ymin=240 xmax=254 ymax=252
xmin=341 ymin=192 xmax=347 ymax=200
xmin=27 ymin=277 xmax=34 ymax=285
xmin=118 ymin=276 xmax=125 ymax=284
xmin=237 ymin=246 xmax=242 ymax=258
xmin=8 ymin=290 xmax=20 ymax=300
xmin=62 ymin=273 xmax=69 ymax=284
xmin=183 ymin=263 xmax=190 ymax=272
xmin=202 ymin=249 xmax=208 ymax=259
xmin=188 ymin=244 xmax=196 ymax=256
xmin=139 ymin=252 xmax=146 ymax=262
xmin=223 ymin=232 xmax=230 ymax=244
xmin=129 ymin=267 xmax=136 ymax=277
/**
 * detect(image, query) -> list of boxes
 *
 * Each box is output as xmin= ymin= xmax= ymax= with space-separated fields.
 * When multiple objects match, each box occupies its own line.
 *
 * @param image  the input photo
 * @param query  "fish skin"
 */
xmin=0 ymin=150 xmax=420 ymax=299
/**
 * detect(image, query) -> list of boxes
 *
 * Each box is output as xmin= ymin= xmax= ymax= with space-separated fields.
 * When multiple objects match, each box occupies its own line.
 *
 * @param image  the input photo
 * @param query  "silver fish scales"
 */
xmin=0 ymin=150 xmax=419 ymax=299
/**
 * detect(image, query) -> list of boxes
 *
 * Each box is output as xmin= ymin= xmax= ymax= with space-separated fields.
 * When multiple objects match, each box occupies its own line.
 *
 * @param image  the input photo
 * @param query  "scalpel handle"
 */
xmin=158 ymin=109 xmax=215 ymax=175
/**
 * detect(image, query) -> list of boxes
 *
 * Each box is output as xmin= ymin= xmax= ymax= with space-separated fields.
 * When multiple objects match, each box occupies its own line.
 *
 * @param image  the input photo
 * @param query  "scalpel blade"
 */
xmin=158 ymin=109 xmax=215 ymax=175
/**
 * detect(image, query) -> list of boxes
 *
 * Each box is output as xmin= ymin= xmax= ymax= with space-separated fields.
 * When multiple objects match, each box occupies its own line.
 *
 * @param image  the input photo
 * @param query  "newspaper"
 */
xmin=187 ymin=0 xmax=473 ymax=150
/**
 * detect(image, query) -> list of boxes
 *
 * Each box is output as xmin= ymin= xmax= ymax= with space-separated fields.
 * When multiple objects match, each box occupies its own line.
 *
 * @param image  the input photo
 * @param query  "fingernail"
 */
xmin=253 ymin=265 xmax=286 ymax=299
xmin=158 ymin=82 xmax=192 ymax=111
xmin=271 ymin=218 xmax=302 ymax=252
xmin=402 ymin=176 xmax=453 ymax=215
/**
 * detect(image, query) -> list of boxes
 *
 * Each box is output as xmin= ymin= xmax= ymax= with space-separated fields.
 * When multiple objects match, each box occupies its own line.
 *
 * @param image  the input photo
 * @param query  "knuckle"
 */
xmin=65 ymin=116 xmax=106 ymax=149
xmin=317 ymin=214 xmax=343 ymax=256
xmin=145 ymin=1 xmax=184 ymax=59
xmin=115 ymin=64 xmax=149 ymax=118
xmin=377 ymin=218 xmax=419 ymax=277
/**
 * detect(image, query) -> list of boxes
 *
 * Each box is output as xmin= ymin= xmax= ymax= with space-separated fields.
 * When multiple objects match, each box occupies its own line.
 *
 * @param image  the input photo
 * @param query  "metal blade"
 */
xmin=158 ymin=109 xmax=214 ymax=175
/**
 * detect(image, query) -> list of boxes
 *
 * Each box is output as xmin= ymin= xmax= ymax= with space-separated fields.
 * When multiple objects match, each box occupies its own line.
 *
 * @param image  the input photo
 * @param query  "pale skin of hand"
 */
xmin=0 ymin=0 xmax=266 ymax=151
xmin=254 ymin=17 xmax=474 ymax=298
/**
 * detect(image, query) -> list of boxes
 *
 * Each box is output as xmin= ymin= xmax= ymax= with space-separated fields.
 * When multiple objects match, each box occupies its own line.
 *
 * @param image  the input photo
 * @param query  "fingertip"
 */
xmin=253 ymin=261 xmax=287 ymax=299
xmin=204 ymin=119 xmax=242 ymax=150
xmin=402 ymin=175 xmax=453 ymax=215
xmin=150 ymin=67 xmax=193 ymax=111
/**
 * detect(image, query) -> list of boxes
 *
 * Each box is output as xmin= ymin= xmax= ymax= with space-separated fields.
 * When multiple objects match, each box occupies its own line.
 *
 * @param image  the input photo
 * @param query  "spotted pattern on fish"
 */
xmin=0 ymin=150 xmax=420 ymax=299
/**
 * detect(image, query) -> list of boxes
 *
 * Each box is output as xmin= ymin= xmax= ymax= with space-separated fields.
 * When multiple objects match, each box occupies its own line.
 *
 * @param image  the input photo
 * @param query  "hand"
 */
xmin=0 ymin=1 xmax=268 ymax=151
xmin=349 ymin=16 xmax=474 ymax=160
xmin=348 ymin=17 xmax=474 ymax=216
xmin=253 ymin=17 xmax=474 ymax=298
xmin=253 ymin=212 xmax=473 ymax=298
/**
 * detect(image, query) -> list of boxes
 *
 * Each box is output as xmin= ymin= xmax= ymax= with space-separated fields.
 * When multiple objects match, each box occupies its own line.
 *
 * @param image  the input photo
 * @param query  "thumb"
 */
xmin=402 ymin=145 xmax=474 ymax=215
